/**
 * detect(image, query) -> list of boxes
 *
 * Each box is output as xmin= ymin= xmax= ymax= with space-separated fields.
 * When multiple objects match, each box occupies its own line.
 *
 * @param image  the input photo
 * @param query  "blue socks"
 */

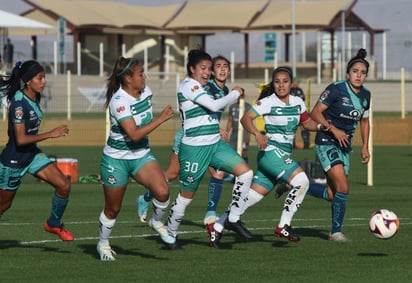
xmin=47 ymin=194 xmax=69 ymax=228
xmin=307 ymin=183 xmax=330 ymax=201
xmin=331 ymin=192 xmax=348 ymax=234
xmin=206 ymin=177 xmax=223 ymax=212
xmin=144 ymin=190 xmax=153 ymax=202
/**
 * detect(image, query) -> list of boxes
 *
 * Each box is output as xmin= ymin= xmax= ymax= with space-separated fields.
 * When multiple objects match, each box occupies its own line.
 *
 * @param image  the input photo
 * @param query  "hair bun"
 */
xmin=356 ymin=48 xmax=367 ymax=59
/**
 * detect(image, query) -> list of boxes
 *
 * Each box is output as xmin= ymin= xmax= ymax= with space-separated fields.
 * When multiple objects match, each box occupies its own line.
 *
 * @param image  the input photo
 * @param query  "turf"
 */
xmin=0 ymin=146 xmax=411 ymax=282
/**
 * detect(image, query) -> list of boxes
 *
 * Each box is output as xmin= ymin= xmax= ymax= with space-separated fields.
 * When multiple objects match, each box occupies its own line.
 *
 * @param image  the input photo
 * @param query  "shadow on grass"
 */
xmin=78 ymin=243 xmax=169 ymax=260
xmin=297 ymin=227 xmax=329 ymax=240
xmin=0 ymin=239 xmax=69 ymax=253
xmin=357 ymin=252 xmax=388 ymax=257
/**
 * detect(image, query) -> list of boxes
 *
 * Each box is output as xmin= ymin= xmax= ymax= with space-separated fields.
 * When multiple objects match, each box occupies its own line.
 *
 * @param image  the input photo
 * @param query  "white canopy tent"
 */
xmin=0 ymin=9 xmax=54 ymax=67
xmin=0 ymin=9 xmax=53 ymax=29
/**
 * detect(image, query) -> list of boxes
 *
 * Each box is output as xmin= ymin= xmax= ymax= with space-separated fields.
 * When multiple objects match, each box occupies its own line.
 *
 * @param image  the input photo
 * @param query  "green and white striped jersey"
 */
xmin=103 ymin=86 xmax=153 ymax=159
xmin=252 ymin=94 xmax=307 ymax=154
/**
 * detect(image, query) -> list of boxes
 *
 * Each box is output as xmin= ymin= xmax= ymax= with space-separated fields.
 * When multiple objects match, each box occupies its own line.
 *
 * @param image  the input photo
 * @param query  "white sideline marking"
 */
xmin=8 ymin=218 xmax=410 ymax=245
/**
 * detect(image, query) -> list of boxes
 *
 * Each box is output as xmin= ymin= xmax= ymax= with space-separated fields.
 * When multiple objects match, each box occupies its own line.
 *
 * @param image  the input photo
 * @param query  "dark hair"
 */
xmin=186 ymin=48 xmax=212 ymax=77
xmin=346 ymin=48 xmax=369 ymax=74
xmin=105 ymin=56 xmax=142 ymax=108
xmin=210 ymin=54 xmax=230 ymax=81
xmin=212 ymin=55 xmax=230 ymax=70
xmin=0 ymin=60 xmax=44 ymax=102
xmin=258 ymin=66 xmax=293 ymax=100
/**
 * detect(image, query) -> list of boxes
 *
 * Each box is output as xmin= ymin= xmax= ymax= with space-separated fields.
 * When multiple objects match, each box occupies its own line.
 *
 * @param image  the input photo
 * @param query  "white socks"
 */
xmin=167 ymin=193 xmax=192 ymax=237
xmin=228 ymin=170 xmax=253 ymax=223
xmin=98 ymin=211 xmax=116 ymax=246
xmin=278 ymin=172 xmax=309 ymax=227
xmin=151 ymin=197 xmax=170 ymax=222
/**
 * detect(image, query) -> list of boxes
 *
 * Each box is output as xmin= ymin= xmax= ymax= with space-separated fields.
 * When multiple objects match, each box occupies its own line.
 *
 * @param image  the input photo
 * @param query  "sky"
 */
xmin=0 ymin=0 xmax=411 ymax=74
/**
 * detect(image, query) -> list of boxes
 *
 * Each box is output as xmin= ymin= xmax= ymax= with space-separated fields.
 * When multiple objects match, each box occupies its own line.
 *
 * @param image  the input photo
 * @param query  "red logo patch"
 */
xmin=116 ymin=105 xmax=125 ymax=113
xmin=15 ymin=107 xmax=23 ymax=119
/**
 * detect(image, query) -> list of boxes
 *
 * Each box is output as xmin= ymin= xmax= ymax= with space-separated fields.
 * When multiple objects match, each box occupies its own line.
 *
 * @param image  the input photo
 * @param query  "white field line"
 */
xmin=0 ymin=217 xmax=409 ymax=246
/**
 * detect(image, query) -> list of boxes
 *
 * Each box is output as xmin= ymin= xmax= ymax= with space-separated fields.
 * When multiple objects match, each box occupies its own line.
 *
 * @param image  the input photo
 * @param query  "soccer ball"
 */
xmin=369 ymin=209 xmax=399 ymax=239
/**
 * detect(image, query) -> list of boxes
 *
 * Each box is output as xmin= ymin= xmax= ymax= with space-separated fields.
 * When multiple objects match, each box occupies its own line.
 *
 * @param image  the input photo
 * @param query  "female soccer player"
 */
xmin=0 ymin=60 xmax=74 ymax=241
xmin=211 ymin=66 xmax=329 ymax=247
xmin=97 ymin=56 xmax=174 ymax=260
xmin=164 ymin=49 xmax=253 ymax=249
xmin=306 ymin=48 xmax=371 ymax=242
xmin=137 ymin=55 xmax=237 ymax=227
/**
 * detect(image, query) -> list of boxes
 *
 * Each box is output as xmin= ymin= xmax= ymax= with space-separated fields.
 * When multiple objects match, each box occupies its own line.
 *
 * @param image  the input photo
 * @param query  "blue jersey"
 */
xmin=0 ymin=90 xmax=42 ymax=167
xmin=204 ymin=79 xmax=229 ymax=120
xmin=315 ymin=80 xmax=371 ymax=151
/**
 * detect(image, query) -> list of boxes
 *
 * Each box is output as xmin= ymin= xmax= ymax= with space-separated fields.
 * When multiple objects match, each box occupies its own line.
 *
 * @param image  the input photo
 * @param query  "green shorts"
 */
xmin=0 ymin=152 xmax=53 ymax=191
xmin=252 ymin=148 xmax=299 ymax=192
xmin=315 ymin=144 xmax=350 ymax=175
xmin=179 ymin=140 xmax=245 ymax=192
xmin=100 ymin=151 xmax=158 ymax=188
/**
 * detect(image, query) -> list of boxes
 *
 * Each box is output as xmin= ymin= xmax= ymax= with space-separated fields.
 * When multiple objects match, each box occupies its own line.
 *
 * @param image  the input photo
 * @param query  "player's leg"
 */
xmin=204 ymin=167 xmax=224 ymax=225
xmin=315 ymin=145 xmax=351 ymax=242
xmin=137 ymin=130 xmax=181 ymax=222
xmin=327 ymin=164 xmax=351 ymax=242
xmin=275 ymin=170 xmax=309 ymax=242
xmin=134 ymin=153 xmax=173 ymax=245
xmin=213 ymin=142 xmax=253 ymax=239
xmin=97 ymin=155 xmax=130 ymax=260
xmin=0 ymin=162 xmax=20 ymax=216
xmin=34 ymin=154 xmax=73 ymax=241
xmin=166 ymin=144 xmax=210 ymax=248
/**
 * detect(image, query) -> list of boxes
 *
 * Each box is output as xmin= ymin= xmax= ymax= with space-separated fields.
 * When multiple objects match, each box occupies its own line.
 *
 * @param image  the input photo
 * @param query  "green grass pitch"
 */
xmin=0 ymin=146 xmax=411 ymax=282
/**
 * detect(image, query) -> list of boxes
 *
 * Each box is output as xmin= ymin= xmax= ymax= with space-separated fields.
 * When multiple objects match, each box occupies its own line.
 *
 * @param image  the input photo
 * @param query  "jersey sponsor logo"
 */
xmin=116 ymin=105 xmax=125 ymax=113
xmin=29 ymin=110 xmax=37 ymax=121
xmin=320 ymin=90 xmax=329 ymax=101
xmin=14 ymin=107 xmax=23 ymax=120
xmin=191 ymin=85 xmax=200 ymax=93
xmin=339 ymin=109 xmax=361 ymax=121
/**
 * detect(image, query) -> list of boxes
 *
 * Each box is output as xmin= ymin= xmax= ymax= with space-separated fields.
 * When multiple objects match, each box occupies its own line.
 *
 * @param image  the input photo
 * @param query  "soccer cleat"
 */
xmin=206 ymin=223 xmax=222 ymax=248
xmin=149 ymin=218 xmax=176 ymax=245
xmin=203 ymin=211 xmax=218 ymax=225
xmin=97 ymin=243 xmax=116 ymax=261
xmin=275 ymin=224 xmax=301 ymax=242
xmin=137 ymin=195 xmax=149 ymax=223
xmin=44 ymin=222 xmax=74 ymax=241
xmin=225 ymin=220 xmax=253 ymax=239
xmin=223 ymin=174 xmax=234 ymax=182
xmin=166 ymin=240 xmax=183 ymax=250
xmin=274 ymin=182 xmax=290 ymax=199
xmin=329 ymin=232 xmax=352 ymax=242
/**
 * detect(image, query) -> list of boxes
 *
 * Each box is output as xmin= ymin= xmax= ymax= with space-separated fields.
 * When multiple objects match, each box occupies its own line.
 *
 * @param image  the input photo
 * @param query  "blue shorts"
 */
xmin=0 ymin=153 xmax=53 ymax=191
xmin=100 ymin=151 xmax=158 ymax=188
xmin=252 ymin=148 xmax=299 ymax=192
xmin=315 ymin=144 xmax=350 ymax=175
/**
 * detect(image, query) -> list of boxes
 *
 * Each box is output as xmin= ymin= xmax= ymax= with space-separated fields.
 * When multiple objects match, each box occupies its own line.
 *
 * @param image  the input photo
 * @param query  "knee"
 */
xmin=290 ymin=172 xmax=310 ymax=191
xmin=55 ymin=180 xmax=71 ymax=198
xmin=104 ymin=206 xmax=121 ymax=219
xmin=152 ymin=183 xmax=170 ymax=202
xmin=238 ymin=169 xmax=253 ymax=180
